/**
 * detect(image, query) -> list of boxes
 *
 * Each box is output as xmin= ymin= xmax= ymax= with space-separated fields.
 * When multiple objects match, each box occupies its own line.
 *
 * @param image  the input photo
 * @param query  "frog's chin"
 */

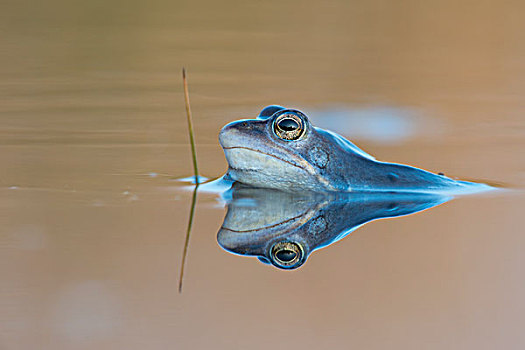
xmin=222 ymin=147 xmax=326 ymax=191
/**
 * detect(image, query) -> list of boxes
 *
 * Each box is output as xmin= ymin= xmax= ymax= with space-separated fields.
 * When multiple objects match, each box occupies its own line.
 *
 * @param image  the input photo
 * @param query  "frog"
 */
xmin=219 ymin=105 xmax=491 ymax=194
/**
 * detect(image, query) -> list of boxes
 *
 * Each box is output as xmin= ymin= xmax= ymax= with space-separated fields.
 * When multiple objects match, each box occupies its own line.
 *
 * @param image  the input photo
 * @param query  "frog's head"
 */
xmin=219 ymin=105 xmax=344 ymax=191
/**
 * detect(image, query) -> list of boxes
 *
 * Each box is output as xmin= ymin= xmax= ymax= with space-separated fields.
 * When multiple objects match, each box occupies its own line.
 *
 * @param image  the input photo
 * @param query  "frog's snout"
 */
xmin=219 ymin=118 xmax=267 ymax=150
xmin=219 ymin=120 xmax=248 ymax=149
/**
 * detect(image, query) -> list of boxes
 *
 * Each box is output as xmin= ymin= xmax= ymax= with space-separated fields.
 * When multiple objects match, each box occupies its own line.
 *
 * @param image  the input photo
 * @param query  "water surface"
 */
xmin=2 ymin=1 xmax=525 ymax=349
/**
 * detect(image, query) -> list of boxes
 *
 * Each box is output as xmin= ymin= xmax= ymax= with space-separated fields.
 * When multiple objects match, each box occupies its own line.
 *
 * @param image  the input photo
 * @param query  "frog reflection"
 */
xmin=217 ymin=185 xmax=450 ymax=269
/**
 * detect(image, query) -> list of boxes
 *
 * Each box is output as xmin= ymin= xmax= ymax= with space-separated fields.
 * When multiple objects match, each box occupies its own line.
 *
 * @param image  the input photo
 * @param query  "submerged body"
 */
xmin=219 ymin=105 xmax=491 ymax=194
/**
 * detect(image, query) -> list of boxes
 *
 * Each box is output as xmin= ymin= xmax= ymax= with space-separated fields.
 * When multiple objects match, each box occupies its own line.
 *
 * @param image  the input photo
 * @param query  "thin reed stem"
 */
xmin=182 ymin=68 xmax=199 ymax=184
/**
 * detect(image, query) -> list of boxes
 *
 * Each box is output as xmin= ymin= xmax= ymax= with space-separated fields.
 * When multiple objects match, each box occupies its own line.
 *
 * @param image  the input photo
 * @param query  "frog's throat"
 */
xmin=222 ymin=146 xmax=334 ymax=190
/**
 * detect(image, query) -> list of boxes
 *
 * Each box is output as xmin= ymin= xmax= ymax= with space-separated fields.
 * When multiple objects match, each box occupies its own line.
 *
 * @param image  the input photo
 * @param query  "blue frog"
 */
xmin=219 ymin=105 xmax=491 ymax=194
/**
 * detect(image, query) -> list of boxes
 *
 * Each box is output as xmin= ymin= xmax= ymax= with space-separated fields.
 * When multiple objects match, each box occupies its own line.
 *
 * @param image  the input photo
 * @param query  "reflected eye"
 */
xmin=270 ymin=241 xmax=304 ymax=269
xmin=273 ymin=111 xmax=306 ymax=141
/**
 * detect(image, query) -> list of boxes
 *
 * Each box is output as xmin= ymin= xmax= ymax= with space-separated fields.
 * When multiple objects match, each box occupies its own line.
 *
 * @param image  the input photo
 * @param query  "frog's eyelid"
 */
xmin=257 ymin=105 xmax=285 ymax=120
xmin=273 ymin=109 xmax=309 ymax=124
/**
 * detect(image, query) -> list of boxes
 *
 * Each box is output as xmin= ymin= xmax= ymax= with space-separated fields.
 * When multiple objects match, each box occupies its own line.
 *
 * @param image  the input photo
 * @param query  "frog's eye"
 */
xmin=273 ymin=110 xmax=307 ymax=141
xmin=270 ymin=241 xmax=304 ymax=269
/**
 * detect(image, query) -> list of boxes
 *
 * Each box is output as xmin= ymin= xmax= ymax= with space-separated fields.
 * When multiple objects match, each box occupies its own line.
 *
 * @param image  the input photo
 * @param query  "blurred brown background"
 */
xmin=1 ymin=0 xmax=525 ymax=349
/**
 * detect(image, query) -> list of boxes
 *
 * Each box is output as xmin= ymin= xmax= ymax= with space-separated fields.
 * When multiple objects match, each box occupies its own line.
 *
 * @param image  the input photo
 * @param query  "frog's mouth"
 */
xmin=221 ymin=146 xmax=333 ymax=191
xmin=222 ymin=146 xmax=306 ymax=172
xmin=218 ymin=121 xmax=306 ymax=172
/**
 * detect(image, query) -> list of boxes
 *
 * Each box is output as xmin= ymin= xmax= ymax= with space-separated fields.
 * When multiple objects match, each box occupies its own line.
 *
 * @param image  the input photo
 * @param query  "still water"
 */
xmin=2 ymin=0 xmax=525 ymax=349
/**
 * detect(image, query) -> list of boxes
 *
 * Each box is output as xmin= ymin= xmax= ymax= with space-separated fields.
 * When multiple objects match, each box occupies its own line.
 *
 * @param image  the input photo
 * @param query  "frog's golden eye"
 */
xmin=270 ymin=241 xmax=304 ymax=269
xmin=273 ymin=111 xmax=307 ymax=141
